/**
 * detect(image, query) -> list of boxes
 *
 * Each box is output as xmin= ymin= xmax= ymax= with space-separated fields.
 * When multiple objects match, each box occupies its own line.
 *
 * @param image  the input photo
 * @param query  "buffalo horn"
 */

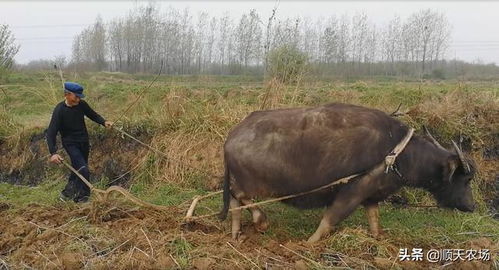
xmin=451 ymin=140 xmax=471 ymax=174
xmin=423 ymin=125 xmax=446 ymax=151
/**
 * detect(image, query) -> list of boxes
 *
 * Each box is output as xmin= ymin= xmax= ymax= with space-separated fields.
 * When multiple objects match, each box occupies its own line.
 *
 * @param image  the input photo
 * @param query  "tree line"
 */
xmin=66 ymin=4 xmax=458 ymax=78
xmin=4 ymin=4 xmax=498 ymax=79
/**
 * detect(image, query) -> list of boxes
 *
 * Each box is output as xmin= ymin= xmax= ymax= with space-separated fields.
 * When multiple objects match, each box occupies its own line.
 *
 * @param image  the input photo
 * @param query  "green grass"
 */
xmin=249 ymin=202 xmax=499 ymax=244
xmin=134 ymin=182 xmax=200 ymax=207
xmin=169 ymin=235 xmax=193 ymax=268
xmin=0 ymin=180 xmax=65 ymax=206
xmin=378 ymin=206 xmax=499 ymax=244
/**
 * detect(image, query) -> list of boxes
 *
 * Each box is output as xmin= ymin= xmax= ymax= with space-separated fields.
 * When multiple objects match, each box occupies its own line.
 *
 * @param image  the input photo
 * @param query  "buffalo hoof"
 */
xmin=231 ymin=230 xmax=242 ymax=240
xmin=255 ymin=220 xmax=269 ymax=233
xmin=307 ymin=233 xmax=324 ymax=243
xmin=231 ymin=231 xmax=248 ymax=243
xmin=307 ymin=219 xmax=333 ymax=243
xmin=238 ymin=234 xmax=248 ymax=243
xmin=371 ymin=229 xmax=385 ymax=240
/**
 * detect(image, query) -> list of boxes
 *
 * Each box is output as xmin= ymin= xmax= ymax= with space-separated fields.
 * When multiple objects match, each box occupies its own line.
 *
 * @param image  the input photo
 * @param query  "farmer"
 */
xmin=46 ymin=82 xmax=113 ymax=203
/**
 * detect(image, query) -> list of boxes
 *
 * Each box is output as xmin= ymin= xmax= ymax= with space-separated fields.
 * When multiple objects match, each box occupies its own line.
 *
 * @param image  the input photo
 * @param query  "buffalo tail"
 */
xmin=218 ymin=157 xmax=231 ymax=220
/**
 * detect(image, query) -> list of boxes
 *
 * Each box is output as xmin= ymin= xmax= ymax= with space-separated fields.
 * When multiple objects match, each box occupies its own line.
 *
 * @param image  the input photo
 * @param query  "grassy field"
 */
xmin=0 ymin=71 xmax=498 ymax=269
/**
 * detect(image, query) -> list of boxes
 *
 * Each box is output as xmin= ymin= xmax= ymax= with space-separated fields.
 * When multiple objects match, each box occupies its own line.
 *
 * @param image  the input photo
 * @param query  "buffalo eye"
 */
xmin=466 ymin=177 xmax=472 ymax=184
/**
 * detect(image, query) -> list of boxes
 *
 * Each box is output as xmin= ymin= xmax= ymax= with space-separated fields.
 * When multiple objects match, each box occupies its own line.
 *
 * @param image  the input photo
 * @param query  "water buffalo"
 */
xmin=218 ymin=103 xmax=476 ymax=242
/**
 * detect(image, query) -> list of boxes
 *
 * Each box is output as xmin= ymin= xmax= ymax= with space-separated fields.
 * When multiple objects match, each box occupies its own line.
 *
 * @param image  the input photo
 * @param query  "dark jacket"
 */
xmin=46 ymin=100 xmax=105 ymax=155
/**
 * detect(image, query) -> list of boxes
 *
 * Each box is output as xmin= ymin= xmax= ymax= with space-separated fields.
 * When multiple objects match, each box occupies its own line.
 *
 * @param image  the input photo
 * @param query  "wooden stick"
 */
xmin=134 ymin=247 xmax=150 ymax=258
xmin=169 ymin=254 xmax=181 ymax=269
xmin=36 ymin=251 xmax=59 ymax=269
xmin=279 ymin=244 xmax=321 ymax=268
xmin=185 ymin=191 xmax=223 ymax=220
xmin=0 ymin=86 xmax=8 ymax=97
xmin=227 ymin=242 xmax=260 ymax=269
xmin=27 ymin=221 xmax=89 ymax=249
xmin=94 ymin=239 xmax=130 ymax=258
xmin=255 ymin=249 xmax=291 ymax=267
xmin=141 ymin=228 xmax=154 ymax=257
xmin=61 ymin=161 xmax=94 ymax=190
xmin=0 ymin=257 xmax=9 ymax=269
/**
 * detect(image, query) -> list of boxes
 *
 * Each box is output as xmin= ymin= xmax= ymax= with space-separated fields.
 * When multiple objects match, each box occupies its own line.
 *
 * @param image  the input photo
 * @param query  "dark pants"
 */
xmin=61 ymin=141 xmax=90 ymax=200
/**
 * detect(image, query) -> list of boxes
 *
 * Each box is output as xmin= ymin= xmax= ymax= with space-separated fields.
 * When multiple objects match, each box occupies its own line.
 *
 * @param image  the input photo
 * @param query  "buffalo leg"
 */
xmin=308 ymin=195 xmax=365 ymax=242
xmin=240 ymin=199 xmax=269 ymax=232
xmin=364 ymin=202 xmax=383 ymax=238
xmin=230 ymin=196 xmax=242 ymax=239
xmin=307 ymin=165 xmax=385 ymax=242
xmin=307 ymin=177 xmax=377 ymax=242
xmin=308 ymin=217 xmax=332 ymax=243
xmin=232 ymin=186 xmax=269 ymax=232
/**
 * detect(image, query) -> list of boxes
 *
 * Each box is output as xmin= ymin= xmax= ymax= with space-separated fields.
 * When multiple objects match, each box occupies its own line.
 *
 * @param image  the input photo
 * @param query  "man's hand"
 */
xmin=50 ymin=154 xmax=64 ymax=164
xmin=104 ymin=121 xmax=114 ymax=129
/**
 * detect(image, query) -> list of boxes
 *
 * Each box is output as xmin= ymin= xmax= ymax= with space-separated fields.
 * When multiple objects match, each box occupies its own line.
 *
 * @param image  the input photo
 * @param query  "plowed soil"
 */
xmin=0 ymin=199 xmax=497 ymax=269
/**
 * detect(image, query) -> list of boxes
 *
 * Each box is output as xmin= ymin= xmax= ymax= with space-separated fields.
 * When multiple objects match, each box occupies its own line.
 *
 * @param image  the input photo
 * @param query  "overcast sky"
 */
xmin=1 ymin=1 xmax=499 ymax=65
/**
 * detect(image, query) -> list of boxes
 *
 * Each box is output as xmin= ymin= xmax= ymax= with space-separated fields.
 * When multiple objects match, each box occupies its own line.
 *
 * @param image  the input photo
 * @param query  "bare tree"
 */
xmin=194 ymin=12 xmax=208 ymax=73
xmin=402 ymin=9 xmax=451 ymax=76
xmin=263 ymin=4 xmax=278 ymax=77
xmin=364 ymin=24 xmax=377 ymax=75
xmin=301 ymin=17 xmax=322 ymax=64
xmin=217 ymin=13 xmax=231 ymax=74
xmin=431 ymin=15 xmax=451 ymax=66
xmin=71 ymin=16 xmax=107 ymax=71
xmin=139 ymin=3 xmax=160 ymax=72
xmin=320 ymin=16 xmax=339 ymax=64
xmin=159 ymin=7 xmax=182 ymax=74
xmin=337 ymin=14 xmax=351 ymax=64
xmin=0 ymin=24 xmax=20 ymax=69
xmin=381 ymin=16 xmax=402 ymax=75
xmin=235 ymin=9 xmax=262 ymax=69
xmin=53 ymin=55 xmax=66 ymax=69
xmin=351 ymin=13 xmax=369 ymax=70
xmin=205 ymin=17 xmax=217 ymax=72
xmin=91 ymin=16 xmax=107 ymax=70
xmin=108 ymin=18 xmax=125 ymax=71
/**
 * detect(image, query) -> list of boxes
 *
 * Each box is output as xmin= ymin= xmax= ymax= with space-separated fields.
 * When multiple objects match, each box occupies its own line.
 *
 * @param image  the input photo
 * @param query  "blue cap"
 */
xmin=64 ymin=82 xmax=85 ymax=98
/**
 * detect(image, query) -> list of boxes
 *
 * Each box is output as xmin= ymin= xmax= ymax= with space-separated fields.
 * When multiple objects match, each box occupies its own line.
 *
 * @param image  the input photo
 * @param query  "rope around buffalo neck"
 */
xmin=384 ymin=128 xmax=415 ymax=174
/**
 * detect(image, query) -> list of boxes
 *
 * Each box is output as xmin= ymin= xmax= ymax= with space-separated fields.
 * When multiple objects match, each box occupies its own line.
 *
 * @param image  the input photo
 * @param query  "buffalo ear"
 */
xmin=442 ymin=157 xmax=458 ymax=183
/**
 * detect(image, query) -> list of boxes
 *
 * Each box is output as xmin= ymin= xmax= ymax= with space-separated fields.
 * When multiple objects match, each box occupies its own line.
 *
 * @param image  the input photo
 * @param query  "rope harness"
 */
xmin=384 ymin=128 xmax=415 ymax=179
xmin=184 ymin=128 xmax=415 ymax=221
xmin=60 ymin=126 xmax=415 ymax=219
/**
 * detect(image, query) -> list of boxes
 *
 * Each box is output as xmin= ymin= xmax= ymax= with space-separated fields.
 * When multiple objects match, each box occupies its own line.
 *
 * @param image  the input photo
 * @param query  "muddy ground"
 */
xmin=0 ymin=199 xmax=497 ymax=270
